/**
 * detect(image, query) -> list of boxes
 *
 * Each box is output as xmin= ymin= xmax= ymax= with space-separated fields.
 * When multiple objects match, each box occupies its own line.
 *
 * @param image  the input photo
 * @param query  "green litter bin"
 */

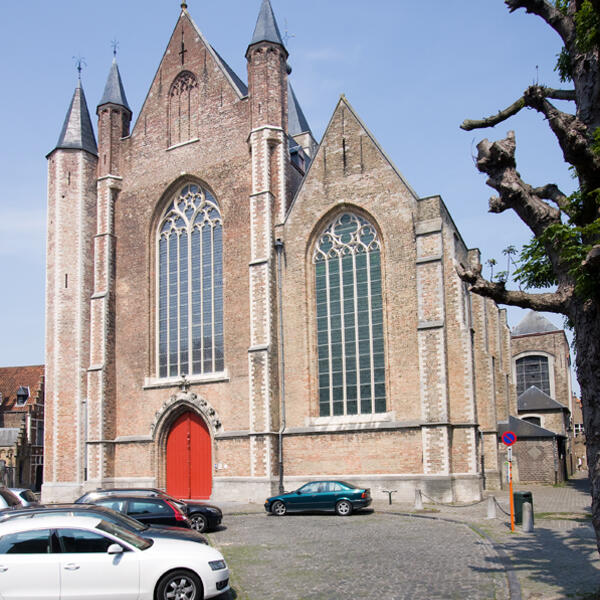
xmin=513 ymin=491 xmax=534 ymax=525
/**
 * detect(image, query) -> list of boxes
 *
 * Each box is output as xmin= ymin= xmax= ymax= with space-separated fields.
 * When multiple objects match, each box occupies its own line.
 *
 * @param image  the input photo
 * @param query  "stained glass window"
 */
xmin=158 ymin=183 xmax=224 ymax=378
xmin=313 ymin=213 xmax=386 ymax=417
xmin=516 ymin=355 xmax=550 ymax=396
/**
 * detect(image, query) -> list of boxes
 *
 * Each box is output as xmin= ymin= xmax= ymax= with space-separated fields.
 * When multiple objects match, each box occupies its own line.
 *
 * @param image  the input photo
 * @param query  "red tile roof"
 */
xmin=0 ymin=365 xmax=44 ymax=411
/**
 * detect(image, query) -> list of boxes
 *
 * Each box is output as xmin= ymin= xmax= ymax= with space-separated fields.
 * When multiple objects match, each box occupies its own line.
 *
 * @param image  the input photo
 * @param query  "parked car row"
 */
xmin=0 ymin=514 xmax=229 ymax=599
xmin=0 ymin=479 xmax=372 ymax=599
xmin=75 ymin=487 xmax=223 ymax=533
xmin=0 ymin=485 xmax=229 ymax=600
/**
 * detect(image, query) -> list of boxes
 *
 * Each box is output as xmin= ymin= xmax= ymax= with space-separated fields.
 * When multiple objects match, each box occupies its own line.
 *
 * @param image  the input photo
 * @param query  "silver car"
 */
xmin=8 ymin=488 xmax=39 ymax=507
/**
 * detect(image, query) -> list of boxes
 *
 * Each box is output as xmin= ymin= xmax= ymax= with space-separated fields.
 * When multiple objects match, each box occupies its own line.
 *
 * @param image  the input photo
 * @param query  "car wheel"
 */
xmin=156 ymin=569 xmax=202 ymax=600
xmin=190 ymin=513 xmax=208 ymax=533
xmin=271 ymin=500 xmax=287 ymax=516
xmin=335 ymin=500 xmax=352 ymax=516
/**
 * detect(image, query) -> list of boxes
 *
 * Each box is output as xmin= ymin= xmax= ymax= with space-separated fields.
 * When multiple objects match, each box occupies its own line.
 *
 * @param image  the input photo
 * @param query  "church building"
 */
xmin=44 ymin=0 xmax=514 ymax=503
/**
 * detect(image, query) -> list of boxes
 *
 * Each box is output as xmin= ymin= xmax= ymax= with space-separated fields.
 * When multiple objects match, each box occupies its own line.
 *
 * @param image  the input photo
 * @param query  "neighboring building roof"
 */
xmin=518 ymin=386 xmax=568 ymax=412
xmin=0 ymin=428 xmax=20 ymax=447
xmin=0 ymin=366 xmax=44 ymax=411
xmin=288 ymin=81 xmax=312 ymax=137
xmin=512 ymin=310 xmax=560 ymax=336
xmin=249 ymin=0 xmax=285 ymax=49
xmin=51 ymin=81 xmax=98 ymax=156
xmin=98 ymin=58 xmax=131 ymax=111
xmin=210 ymin=47 xmax=248 ymax=96
xmin=498 ymin=415 xmax=558 ymax=439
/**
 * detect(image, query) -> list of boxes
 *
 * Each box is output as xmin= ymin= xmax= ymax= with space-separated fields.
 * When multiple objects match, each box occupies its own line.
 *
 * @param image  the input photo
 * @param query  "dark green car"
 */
xmin=264 ymin=481 xmax=372 ymax=517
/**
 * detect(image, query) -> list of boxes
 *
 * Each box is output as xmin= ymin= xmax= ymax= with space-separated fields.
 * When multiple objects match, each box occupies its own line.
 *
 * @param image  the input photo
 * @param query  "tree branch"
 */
xmin=456 ymin=262 xmax=570 ymax=313
xmin=476 ymin=132 xmax=563 ymax=235
xmin=462 ymin=86 xmax=600 ymax=183
xmin=583 ymin=245 xmax=600 ymax=270
xmin=532 ymin=183 xmax=570 ymax=211
xmin=505 ymin=0 xmax=575 ymax=44
xmin=522 ymin=87 xmax=600 ymax=181
xmin=461 ymin=87 xmax=576 ymax=131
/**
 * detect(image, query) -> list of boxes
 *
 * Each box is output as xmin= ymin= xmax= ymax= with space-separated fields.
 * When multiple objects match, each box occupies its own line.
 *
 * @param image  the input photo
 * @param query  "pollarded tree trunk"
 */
xmin=571 ymin=300 xmax=600 ymax=549
xmin=458 ymin=0 xmax=600 ymax=554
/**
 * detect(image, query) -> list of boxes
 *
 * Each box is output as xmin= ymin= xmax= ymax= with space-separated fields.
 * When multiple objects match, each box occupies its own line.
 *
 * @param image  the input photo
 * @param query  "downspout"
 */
xmin=274 ymin=238 xmax=286 ymax=494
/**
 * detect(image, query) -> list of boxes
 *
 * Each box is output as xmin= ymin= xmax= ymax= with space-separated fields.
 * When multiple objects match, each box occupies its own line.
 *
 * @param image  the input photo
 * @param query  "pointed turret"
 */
xmin=52 ymin=80 xmax=97 ymax=156
xmin=248 ymin=0 xmax=286 ymax=51
xmin=98 ymin=58 xmax=131 ymax=112
xmin=45 ymin=79 xmax=98 ymax=500
xmin=97 ymin=56 xmax=131 ymax=177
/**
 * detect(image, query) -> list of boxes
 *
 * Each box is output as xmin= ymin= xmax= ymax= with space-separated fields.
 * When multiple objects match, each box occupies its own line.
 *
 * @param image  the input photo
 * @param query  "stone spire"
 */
xmin=249 ymin=0 xmax=286 ymax=50
xmin=98 ymin=57 xmax=131 ymax=112
xmin=52 ymin=80 xmax=98 ymax=156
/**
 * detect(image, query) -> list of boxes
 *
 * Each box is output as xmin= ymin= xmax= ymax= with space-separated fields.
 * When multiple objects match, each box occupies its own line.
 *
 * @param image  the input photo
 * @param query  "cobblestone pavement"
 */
xmin=209 ymin=473 xmax=599 ymax=600
xmin=209 ymin=510 xmax=509 ymax=600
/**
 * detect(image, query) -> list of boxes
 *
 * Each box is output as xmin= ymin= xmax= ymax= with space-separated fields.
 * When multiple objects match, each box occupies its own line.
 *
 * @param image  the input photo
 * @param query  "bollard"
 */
xmin=414 ymin=489 xmax=424 ymax=510
xmin=522 ymin=502 xmax=534 ymax=533
xmin=487 ymin=496 xmax=496 ymax=519
xmin=382 ymin=489 xmax=397 ymax=505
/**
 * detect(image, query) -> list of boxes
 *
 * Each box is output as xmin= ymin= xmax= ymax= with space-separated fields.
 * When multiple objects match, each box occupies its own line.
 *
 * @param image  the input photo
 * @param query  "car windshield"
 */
xmin=0 ymin=507 xmax=149 ymax=532
xmin=96 ymin=520 xmax=152 ymax=550
xmin=91 ymin=508 xmax=148 ymax=532
xmin=153 ymin=491 xmax=187 ymax=511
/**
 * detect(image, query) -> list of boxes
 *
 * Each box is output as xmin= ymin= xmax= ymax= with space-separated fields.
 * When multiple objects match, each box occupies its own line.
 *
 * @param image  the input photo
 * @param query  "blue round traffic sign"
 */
xmin=502 ymin=431 xmax=517 ymax=446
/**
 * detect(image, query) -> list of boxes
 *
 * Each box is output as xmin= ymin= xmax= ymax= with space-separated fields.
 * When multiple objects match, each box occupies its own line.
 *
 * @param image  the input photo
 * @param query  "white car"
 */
xmin=0 ymin=514 xmax=229 ymax=599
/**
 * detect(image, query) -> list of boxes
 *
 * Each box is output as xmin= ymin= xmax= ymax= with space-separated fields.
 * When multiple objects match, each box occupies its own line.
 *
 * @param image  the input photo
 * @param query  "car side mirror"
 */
xmin=107 ymin=543 xmax=124 ymax=555
xmin=296 ymin=489 xmax=302 ymax=494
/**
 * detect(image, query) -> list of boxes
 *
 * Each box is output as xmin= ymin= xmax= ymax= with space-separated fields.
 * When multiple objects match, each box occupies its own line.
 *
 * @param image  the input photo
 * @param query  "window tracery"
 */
xmin=157 ymin=183 xmax=224 ymax=378
xmin=168 ymin=71 xmax=198 ymax=147
xmin=313 ymin=212 xmax=386 ymax=417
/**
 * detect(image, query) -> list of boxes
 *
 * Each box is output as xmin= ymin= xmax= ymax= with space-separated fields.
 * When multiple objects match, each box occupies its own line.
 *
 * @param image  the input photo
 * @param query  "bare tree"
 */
xmin=457 ymin=0 xmax=600 ymax=553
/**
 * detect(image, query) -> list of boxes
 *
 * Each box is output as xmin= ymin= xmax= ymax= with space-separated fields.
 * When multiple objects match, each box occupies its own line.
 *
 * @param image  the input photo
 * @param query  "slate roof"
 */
xmin=99 ymin=58 xmax=131 ymax=111
xmin=512 ymin=310 xmax=560 ymax=336
xmin=518 ymin=386 xmax=568 ymax=412
xmin=211 ymin=47 xmax=248 ymax=96
xmin=51 ymin=81 xmax=98 ymax=156
xmin=288 ymin=81 xmax=312 ymax=136
xmin=498 ymin=415 xmax=558 ymax=439
xmin=0 ymin=366 xmax=44 ymax=411
xmin=0 ymin=428 xmax=19 ymax=447
xmin=249 ymin=0 xmax=285 ymax=49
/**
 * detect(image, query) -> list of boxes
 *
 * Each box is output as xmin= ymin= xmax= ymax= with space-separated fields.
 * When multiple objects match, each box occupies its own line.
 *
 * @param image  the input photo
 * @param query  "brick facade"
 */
xmin=43 ymin=2 xmax=515 ymax=503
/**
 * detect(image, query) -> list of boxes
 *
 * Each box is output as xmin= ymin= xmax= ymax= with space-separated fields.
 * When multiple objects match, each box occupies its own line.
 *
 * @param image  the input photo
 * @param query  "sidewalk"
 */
xmin=373 ymin=473 xmax=597 ymax=599
xmin=219 ymin=473 xmax=598 ymax=599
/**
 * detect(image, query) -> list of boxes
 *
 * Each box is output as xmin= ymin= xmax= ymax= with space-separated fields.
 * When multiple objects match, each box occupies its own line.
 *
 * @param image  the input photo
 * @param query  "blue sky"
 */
xmin=0 ymin=1 xmax=578 ymax=391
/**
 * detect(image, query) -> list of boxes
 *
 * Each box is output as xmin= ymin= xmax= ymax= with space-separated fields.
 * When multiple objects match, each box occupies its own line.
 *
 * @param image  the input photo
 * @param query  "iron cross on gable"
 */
xmin=179 ymin=28 xmax=187 ymax=65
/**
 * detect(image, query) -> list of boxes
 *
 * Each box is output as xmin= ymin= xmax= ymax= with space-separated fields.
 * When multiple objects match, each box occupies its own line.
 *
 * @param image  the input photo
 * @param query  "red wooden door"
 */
xmin=166 ymin=411 xmax=212 ymax=499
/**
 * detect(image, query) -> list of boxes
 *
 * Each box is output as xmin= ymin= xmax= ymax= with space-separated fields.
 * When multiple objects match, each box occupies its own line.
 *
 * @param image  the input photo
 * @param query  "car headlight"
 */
xmin=209 ymin=559 xmax=227 ymax=571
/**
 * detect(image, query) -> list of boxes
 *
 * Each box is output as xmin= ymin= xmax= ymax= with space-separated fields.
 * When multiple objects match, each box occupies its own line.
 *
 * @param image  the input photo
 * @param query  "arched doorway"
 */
xmin=166 ymin=411 xmax=212 ymax=499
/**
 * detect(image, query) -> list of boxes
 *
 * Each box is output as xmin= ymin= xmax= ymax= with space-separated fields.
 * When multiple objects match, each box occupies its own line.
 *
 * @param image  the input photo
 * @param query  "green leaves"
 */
xmin=575 ymin=0 xmax=600 ymax=53
xmin=554 ymin=1 xmax=600 ymax=82
xmin=513 ymin=217 xmax=600 ymax=297
xmin=555 ymin=46 xmax=573 ymax=82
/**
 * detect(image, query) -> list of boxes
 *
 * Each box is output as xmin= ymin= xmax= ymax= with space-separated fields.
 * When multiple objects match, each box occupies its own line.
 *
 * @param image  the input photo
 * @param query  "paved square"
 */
xmin=208 ymin=511 xmax=510 ymax=599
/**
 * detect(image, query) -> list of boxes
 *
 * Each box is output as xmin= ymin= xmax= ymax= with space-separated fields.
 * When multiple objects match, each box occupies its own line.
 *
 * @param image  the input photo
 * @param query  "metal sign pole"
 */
xmin=509 ymin=452 xmax=515 ymax=532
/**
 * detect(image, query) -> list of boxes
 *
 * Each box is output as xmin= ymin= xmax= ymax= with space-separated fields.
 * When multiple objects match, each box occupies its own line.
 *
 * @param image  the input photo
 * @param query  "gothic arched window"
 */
xmin=157 ymin=183 xmax=224 ymax=378
xmin=313 ymin=213 xmax=386 ymax=417
xmin=168 ymin=71 xmax=198 ymax=147
xmin=516 ymin=355 xmax=550 ymax=396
